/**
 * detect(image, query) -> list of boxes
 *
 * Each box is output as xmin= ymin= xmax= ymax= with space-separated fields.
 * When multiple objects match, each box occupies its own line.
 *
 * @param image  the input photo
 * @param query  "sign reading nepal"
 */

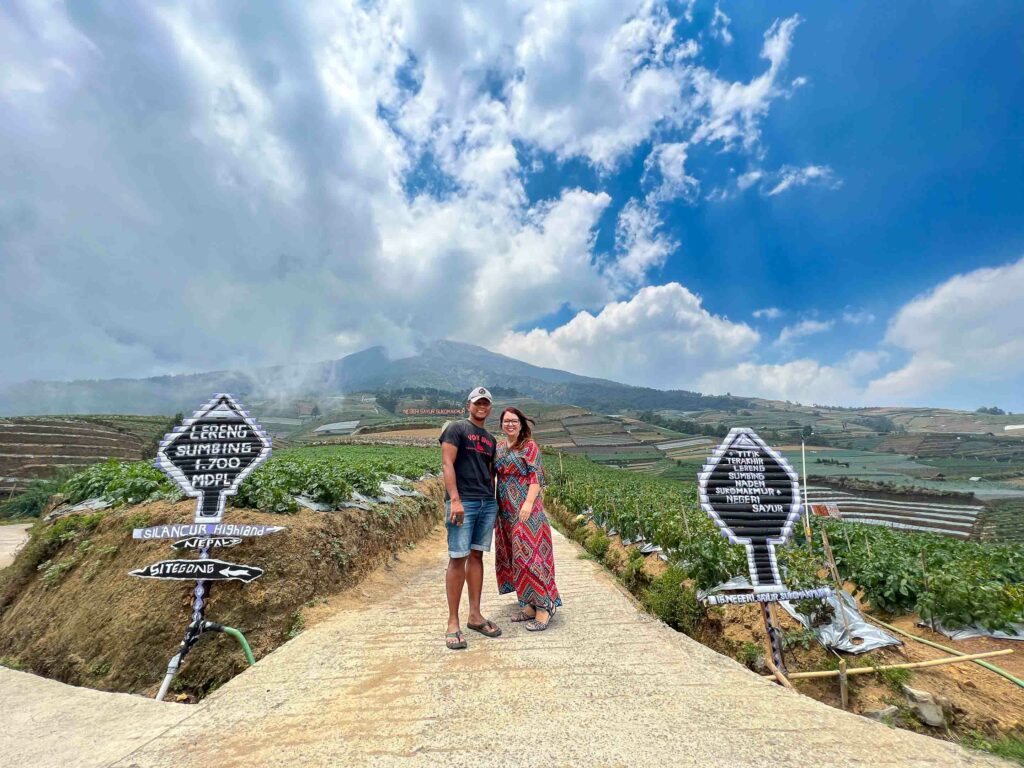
xmin=155 ymin=393 xmax=272 ymax=524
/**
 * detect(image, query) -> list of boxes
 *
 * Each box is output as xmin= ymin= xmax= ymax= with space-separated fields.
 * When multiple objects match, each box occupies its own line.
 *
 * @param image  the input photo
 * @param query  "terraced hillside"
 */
xmin=0 ymin=416 xmax=169 ymax=495
xmin=803 ymin=484 xmax=985 ymax=539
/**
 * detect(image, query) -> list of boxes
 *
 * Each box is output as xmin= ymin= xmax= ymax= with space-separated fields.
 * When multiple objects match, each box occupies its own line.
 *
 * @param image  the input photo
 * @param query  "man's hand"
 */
xmin=519 ymin=501 xmax=532 ymax=523
xmin=449 ymin=499 xmax=465 ymax=526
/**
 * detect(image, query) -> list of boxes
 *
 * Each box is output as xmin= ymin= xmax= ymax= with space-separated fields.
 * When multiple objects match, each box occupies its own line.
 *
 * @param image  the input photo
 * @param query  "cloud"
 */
xmin=752 ymin=306 xmax=782 ymax=319
xmin=643 ymin=142 xmax=699 ymax=203
xmin=710 ymin=3 xmax=733 ymax=45
xmin=0 ymin=1 xmax=817 ymax=388
xmin=776 ymin=319 xmax=834 ymax=346
xmin=842 ymin=309 xmax=875 ymax=325
xmin=689 ymin=15 xmax=802 ymax=150
xmin=605 ymin=199 xmax=675 ymax=287
xmin=865 ymin=257 xmax=1024 ymax=403
xmin=498 ymin=282 xmax=759 ymax=390
xmin=698 ymin=359 xmax=862 ymax=406
xmin=766 ymin=164 xmax=841 ymax=196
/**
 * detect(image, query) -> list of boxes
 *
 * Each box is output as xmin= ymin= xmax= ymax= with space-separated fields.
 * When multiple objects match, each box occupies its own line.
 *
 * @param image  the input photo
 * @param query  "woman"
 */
xmin=494 ymin=406 xmax=561 ymax=631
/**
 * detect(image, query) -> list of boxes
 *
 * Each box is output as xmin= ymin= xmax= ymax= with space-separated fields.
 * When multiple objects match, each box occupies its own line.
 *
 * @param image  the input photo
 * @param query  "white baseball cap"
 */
xmin=468 ymin=386 xmax=493 ymax=403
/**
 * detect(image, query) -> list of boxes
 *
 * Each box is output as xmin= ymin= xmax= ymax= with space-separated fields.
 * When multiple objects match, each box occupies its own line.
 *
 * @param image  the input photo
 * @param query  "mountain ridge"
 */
xmin=0 ymin=341 xmax=743 ymax=416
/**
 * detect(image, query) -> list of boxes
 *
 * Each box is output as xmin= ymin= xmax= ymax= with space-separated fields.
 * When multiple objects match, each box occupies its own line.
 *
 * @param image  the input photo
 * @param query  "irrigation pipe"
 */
xmin=204 ymin=622 xmax=256 ymax=666
xmin=868 ymin=616 xmax=1024 ymax=689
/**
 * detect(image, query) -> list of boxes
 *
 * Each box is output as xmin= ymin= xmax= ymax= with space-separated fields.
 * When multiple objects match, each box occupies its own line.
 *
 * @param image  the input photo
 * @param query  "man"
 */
xmin=440 ymin=386 xmax=502 ymax=650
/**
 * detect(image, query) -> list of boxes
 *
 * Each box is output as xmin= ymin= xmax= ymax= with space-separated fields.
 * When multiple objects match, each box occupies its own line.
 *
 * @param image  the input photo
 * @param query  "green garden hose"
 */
xmin=203 ymin=622 xmax=256 ymax=666
xmin=869 ymin=616 xmax=1024 ymax=688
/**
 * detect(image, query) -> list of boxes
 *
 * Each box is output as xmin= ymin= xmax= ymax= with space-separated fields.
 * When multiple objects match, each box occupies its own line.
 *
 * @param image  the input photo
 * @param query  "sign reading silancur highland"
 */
xmin=131 ymin=393 xmax=275 ymax=700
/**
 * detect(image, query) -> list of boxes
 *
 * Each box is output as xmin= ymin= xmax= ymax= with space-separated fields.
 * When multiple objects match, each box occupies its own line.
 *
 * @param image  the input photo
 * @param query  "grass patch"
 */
xmin=962 ymin=732 xmax=1024 ymax=765
xmin=877 ymin=665 xmax=913 ymax=692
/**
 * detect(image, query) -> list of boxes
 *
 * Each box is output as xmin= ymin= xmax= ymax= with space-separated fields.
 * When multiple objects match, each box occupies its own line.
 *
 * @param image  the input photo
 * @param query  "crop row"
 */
xmin=2 ymin=444 xmax=440 ymax=518
xmin=547 ymin=452 xmax=1024 ymax=632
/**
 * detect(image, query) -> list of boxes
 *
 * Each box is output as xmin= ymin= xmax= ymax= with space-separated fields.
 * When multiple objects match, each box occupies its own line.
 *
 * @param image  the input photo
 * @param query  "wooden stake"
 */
xmin=774 ymin=649 xmax=1013 ymax=680
xmin=838 ymin=658 xmax=849 ymax=710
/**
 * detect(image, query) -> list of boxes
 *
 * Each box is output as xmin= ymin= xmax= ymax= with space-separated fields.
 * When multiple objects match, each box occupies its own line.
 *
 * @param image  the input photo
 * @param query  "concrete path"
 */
xmin=0 ymin=522 xmax=30 ymax=569
xmin=1 ymin=527 xmax=1007 ymax=767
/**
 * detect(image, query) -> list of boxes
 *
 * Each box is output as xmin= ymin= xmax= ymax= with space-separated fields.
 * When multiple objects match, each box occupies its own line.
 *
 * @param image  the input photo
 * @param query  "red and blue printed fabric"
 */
xmin=494 ymin=439 xmax=562 ymax=611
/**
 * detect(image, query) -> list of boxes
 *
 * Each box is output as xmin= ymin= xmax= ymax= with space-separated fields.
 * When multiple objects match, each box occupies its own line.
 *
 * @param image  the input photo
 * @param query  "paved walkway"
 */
xmin=1 ymin=527 xmax=1006 ymax=767
xmin=0 ymin=522 xmax=30 ymax=569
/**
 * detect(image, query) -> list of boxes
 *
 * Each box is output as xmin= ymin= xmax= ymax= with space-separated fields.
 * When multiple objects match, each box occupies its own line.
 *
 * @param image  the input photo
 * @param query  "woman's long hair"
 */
xmin=500 ymin=407 xmax=534 ymax=450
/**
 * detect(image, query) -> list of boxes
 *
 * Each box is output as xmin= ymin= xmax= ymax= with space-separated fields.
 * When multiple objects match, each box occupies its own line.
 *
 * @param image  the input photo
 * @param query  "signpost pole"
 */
xmin=761 ymin=602 xmax=788 ymax=675
xmin=801 ymin=440 xmax=813 ymax=553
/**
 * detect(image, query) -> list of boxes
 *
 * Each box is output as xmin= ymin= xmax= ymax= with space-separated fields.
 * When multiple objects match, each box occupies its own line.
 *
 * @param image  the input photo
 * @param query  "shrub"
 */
xmin=642 ymin=566 xmax=704 ymax=635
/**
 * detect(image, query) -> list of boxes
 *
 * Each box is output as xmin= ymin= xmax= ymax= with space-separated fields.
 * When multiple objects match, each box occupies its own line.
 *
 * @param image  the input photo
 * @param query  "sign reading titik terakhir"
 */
xmin=698 ymin=428 xmax=829 ymax=674
xmin=129 ymin=393 xmax=276 ymax=700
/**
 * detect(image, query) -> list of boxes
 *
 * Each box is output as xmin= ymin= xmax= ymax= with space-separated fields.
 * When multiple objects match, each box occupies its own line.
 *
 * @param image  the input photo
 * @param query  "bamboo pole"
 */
xmin=801 ymin=441 xmax=812 ymax=553
xmin=775 ymin=649 xmax=1012 ymax=680
xmin=866 ymin=615 xmax=1024 ymax=689
xmin=764 ymin=653 xmax=794 ymax=690
xmin=838 ymin=658 xmax=849 ymax=709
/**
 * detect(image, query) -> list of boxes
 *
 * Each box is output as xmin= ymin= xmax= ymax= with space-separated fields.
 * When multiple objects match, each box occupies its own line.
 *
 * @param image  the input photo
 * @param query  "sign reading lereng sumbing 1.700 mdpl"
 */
xmin=156 ymin=393 xmax=272 ymax=524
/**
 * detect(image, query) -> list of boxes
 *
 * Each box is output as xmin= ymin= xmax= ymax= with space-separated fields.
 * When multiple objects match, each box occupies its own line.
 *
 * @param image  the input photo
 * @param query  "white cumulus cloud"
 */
xmin=498 ymin=282 xmax=759 ymax=390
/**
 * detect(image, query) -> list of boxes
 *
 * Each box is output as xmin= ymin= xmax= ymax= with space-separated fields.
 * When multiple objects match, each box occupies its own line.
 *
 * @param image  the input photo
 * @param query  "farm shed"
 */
xmin=314 ymin=420 xmax=360 ymax=436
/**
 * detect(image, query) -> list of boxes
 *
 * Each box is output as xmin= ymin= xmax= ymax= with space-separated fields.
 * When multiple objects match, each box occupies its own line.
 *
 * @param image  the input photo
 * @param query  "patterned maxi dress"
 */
xmin=494 ymin=439 xmax=562 ymax=611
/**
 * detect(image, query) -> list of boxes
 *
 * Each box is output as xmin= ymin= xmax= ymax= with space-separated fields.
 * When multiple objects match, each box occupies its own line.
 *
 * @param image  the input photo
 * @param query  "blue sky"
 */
xmin=1 ymin=1 xmax=1022 ymax=410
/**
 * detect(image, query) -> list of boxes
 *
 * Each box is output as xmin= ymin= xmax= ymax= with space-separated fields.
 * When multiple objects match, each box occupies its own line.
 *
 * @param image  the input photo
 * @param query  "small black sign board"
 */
xmin=698 ymin=428 xmax=801 ymax=590
xmin=171 ymin=536 xmax=243 ymax=551
xmin=155 ymin=393 xmax=272 ymax=524
xmin=130 ymin=558 xmax=263 ymax=583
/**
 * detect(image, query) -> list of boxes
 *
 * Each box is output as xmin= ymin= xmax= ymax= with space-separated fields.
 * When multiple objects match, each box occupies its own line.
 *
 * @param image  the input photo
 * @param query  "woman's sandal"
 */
xmin=445 ymin=630 xmax=467 ymax=650
xmin=525 ymin=607 xmax=554 ymax=632
xmin=466 ymin=619 xmax=502 ymax=637
xmin=510 ymin=608 xmax=536 ymax=622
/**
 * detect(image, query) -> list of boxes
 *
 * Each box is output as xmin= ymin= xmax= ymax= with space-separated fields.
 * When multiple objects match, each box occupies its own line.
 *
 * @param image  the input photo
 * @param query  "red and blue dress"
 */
xmin=494 ymin=439 xmax=562 ymax=611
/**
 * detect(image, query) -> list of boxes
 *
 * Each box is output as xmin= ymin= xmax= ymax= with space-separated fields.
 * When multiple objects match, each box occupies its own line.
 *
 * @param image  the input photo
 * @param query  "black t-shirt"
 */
xmin=439 ymin=420 xmax=496 ymax=501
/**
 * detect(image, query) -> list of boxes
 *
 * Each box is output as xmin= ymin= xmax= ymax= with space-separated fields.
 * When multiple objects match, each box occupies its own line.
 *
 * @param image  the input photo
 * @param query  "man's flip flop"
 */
xmin=466 ymin=619 xmax=502 ymax=637
xmin=445 ymin=631 xmax=467 ymax=650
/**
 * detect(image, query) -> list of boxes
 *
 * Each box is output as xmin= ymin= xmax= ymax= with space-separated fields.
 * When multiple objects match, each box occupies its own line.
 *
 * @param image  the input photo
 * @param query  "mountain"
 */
xmin=0 ymin=341 xmax=745 ymax=416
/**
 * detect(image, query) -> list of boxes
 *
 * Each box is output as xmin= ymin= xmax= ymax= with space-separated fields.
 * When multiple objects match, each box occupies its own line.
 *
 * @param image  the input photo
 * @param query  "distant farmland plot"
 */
xmin=0 ymin=415 xmax=169 ymax=494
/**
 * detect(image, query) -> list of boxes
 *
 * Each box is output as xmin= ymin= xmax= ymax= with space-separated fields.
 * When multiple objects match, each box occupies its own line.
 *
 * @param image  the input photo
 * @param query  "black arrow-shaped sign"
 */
xmin=129 ymin=559 xmax=264 ymax=583
xmin=698 ymin=428 xmax=801 ymax=590
xmin=155 ymin=394 xmax=271 ymax=524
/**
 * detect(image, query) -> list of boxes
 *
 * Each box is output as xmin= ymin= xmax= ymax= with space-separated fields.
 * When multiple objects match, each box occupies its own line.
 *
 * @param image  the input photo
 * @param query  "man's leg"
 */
xmin=446 ymin=555 xmax=468 ymax=633
xmin=466 ymin=549 xmax=485 ymax=625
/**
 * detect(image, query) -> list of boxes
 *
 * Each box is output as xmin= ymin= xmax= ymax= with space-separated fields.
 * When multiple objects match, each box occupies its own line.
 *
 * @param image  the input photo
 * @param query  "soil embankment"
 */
xmin=0 ymin=480 xmax=442 ymax=699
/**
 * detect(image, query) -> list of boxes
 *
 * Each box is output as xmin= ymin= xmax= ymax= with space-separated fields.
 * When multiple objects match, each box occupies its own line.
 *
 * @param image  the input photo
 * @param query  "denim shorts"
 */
xmin=445 ymin=498 xmax=498 ymax=558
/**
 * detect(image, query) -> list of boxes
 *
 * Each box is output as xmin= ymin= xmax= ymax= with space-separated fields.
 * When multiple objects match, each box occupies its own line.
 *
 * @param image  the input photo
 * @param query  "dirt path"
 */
xmin=0 ymin=523 xmax=30 ymax=569
xmin=1 ymin=526 xmax=1009 ymax=767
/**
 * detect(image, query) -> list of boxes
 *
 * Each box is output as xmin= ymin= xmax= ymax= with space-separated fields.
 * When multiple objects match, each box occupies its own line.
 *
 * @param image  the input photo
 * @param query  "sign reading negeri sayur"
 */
xmin=698 ymin=427 xmax=829 ymax=604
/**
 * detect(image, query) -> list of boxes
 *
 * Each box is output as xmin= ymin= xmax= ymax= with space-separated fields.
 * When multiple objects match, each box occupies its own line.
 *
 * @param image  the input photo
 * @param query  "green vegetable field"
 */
xmin=547 ymin=452 xmax=1024 ymax=632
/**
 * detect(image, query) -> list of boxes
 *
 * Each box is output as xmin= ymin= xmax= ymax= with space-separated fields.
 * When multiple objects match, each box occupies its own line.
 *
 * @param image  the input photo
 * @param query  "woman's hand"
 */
xmin=519 ymin=501 xmax=532 ymax=522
